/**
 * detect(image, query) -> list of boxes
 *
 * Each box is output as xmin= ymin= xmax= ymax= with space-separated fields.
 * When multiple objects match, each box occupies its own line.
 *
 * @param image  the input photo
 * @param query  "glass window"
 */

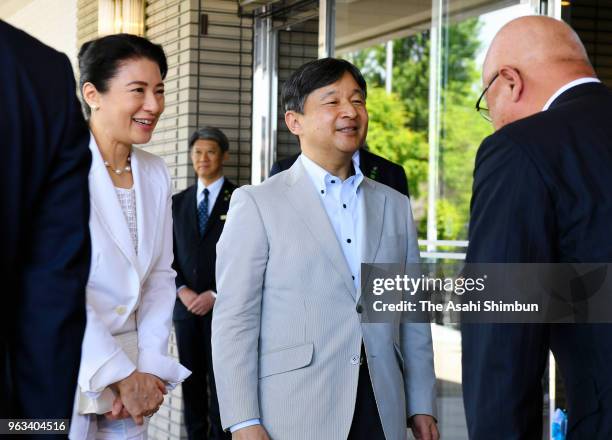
xmin=334 ymin=1 xmax=541 ymax=437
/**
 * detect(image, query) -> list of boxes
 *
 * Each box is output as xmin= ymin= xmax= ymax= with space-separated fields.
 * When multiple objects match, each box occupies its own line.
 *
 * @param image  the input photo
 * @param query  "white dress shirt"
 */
xmin=353 ymin=149 xmax=361 ymax=168
xmin=230 ymin=151 xmax=365 ymax=433
xmin=300 ymin=152 xmax=364 ymax=290
xmin=196 ymin=176 xmax=225 ymax=215
xmin=542 ymin=77 xmax=601 ymax=111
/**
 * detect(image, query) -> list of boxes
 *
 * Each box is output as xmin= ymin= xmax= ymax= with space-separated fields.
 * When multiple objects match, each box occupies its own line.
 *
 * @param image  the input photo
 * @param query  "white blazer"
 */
xmin=70 ymin=135 xmax=190 ymax=439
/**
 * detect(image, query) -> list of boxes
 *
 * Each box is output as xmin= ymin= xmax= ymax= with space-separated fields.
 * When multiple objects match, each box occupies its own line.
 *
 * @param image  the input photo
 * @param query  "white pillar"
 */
xmin=426 ymin=0 xmax=444 ymax=251
xmin=251 ymin=9 xmax=278 ymax=184
xmin=318 ymin=0 xmax=336 ymax=58
xmin=385 ymin=40 xmax=393 ymax=94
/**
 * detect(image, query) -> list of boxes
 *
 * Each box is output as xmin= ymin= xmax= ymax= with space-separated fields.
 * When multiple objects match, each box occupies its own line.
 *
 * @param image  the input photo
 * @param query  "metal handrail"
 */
xmin=418 ymin=239 xmax=469 ymax=248
xmin=417 ymin=239 xmax=468 ymax=260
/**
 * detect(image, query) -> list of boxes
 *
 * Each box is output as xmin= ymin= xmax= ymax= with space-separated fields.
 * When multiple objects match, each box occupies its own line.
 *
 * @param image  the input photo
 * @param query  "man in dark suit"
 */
xmin=172 ymin=127 xmax=235 ymax=440
xmin=462 ymin=16 xmax=612 ymax=439
xmin=270 ymin=147 xmax=409 ymax=197
xmin=0 ymin=21 xmax=91 ymax=426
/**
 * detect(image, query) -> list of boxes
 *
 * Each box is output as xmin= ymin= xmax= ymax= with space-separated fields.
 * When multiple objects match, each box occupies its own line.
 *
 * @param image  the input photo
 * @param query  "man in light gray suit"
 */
xmin=212 ymin=58 xmax=438 ymax=440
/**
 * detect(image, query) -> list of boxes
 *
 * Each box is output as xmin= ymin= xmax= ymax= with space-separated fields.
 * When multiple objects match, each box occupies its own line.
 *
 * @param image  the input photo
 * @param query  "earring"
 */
xmin=91 ymin=105 xmax=99 ymax=112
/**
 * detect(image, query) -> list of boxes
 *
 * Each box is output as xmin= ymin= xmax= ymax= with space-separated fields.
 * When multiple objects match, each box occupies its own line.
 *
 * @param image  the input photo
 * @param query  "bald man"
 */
xmin=462 ymin=16 xmax=612 ymax=439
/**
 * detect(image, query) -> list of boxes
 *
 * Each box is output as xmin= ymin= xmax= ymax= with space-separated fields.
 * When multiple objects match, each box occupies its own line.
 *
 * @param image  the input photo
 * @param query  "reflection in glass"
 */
xmin=334 ymin=2 xmax=538 ymax=438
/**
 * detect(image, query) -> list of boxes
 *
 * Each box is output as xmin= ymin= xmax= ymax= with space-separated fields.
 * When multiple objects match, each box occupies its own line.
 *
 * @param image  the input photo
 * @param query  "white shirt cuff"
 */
xmin=81 ymin=349 xmax=136 ymax=393
xmin=176 ymin=285 xmax=187 ymax=295
xmin=229 ymin=419 xmax=261 ymax=433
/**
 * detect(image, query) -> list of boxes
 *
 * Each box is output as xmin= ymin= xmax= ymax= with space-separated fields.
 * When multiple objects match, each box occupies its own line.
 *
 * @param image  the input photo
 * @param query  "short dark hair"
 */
xmin=189 ymin=126 xmax=230 ymax=152
xmin=78 ymin=33 xmax=167 ymax=117
xmin=281 ymin=57 xmax=367 ymax=113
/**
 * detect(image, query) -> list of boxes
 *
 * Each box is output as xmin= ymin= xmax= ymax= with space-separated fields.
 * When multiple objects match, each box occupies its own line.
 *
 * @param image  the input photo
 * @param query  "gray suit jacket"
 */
xmin=212 ymin=160 xmax=436 ymax=440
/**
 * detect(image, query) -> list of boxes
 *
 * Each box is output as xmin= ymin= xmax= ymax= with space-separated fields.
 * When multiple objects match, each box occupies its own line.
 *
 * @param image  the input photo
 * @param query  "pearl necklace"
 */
xmin=104 ymin=155 xmax=132 ymax=175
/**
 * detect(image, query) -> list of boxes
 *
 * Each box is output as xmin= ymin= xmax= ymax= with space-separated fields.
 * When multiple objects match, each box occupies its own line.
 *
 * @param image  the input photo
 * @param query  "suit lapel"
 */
xmin=200 ymin=180 xmax=230 ymax=240
xmin=359 ymin=179 xmax=387 ymax=303
xmin=88 ymin=136 xmax=140 ymax=277
xmin=132 ymin=148 xmax=161 ymax=278
xmin=283 ymin=160 xmax=356 ymax=299
xmin=360 ymin=178 xmax=386 ymax=265
xmin=359 ymin=148 xmax=372 ymax=178
xmin=184 ymin=185 xmax=199 ymax=240
xmin=360 ymin=149 xmax=382 ymax=183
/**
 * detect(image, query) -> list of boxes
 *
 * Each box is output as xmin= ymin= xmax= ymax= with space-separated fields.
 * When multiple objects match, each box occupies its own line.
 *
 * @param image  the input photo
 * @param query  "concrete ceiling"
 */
xmin=335 ymin=0 xmax=516 ymax=53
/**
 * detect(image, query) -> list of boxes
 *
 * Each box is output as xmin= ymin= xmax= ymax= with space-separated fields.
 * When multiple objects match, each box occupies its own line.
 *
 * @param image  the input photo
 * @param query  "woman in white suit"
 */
xmin=69 ymin=34 xmax=190 ymax=439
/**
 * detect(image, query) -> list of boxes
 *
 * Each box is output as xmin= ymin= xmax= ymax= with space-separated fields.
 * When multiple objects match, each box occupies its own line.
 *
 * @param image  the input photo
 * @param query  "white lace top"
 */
xmin=115 ymin=187 xmax=138 ymax=254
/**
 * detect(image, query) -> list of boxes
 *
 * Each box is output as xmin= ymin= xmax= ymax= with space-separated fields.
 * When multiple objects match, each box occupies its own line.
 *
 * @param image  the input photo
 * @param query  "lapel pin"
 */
xmin=369 ymin=166 xmax=379 ymax=180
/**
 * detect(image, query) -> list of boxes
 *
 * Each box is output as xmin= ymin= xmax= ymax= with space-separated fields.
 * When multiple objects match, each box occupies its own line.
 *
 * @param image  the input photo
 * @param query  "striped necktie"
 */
xmin=198 ymin=188 xmax=209 ymax=236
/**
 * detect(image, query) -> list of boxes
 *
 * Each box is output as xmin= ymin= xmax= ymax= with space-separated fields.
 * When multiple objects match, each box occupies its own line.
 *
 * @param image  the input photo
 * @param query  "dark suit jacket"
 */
xmin=0 ymin=21 xmax=91 ymax=423
xmin=172 ymin=178 xmax=237 ymax=320
xmin=269 ymin=148 xmax=409 ymax=197
xmin=462 ymin=82 xmax=612 ymax=439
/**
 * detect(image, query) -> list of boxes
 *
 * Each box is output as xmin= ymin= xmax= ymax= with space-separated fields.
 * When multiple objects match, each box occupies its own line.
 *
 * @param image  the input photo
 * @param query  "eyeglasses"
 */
xmin=475 ymin=73 xmax=499 ymax=122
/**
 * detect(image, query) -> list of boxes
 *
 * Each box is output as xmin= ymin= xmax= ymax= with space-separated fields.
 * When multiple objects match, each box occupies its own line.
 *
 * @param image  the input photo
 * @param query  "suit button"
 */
xmin=351 ymin=354 xmax=360 ymax=365
xmin=356 ymin=304 xmax=363 ymax=314
xmin=115 ymin=305 xmax=127 ymax=315
xmin=193 ymin=269 xmax=197 ymax=275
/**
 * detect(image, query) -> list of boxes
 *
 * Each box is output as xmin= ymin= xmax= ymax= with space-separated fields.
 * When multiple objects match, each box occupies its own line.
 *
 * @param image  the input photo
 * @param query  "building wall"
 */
xmin=566 ymin=0 xmax=612 ymax=87
xmin=77 ymin=0 xmax=99 ymax=54
xmin=146 ymin=0 xmax=199 ymax=194
xmin=276 ymin=18 xmax=319 ymax=163
xmin=4 ymin=0 xmax=78 ymax=70
xmin=145 ymin=0 xmax=253 ymax=192
xmin=192 ymin=0 xmax=253 ymax=186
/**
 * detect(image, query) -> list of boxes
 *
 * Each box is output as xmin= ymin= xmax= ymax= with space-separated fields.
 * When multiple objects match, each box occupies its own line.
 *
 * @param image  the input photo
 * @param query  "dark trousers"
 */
xmin=348 ymin=347 xmax=386 ymax=440
xmin=174 ymin=314 xmax=229 ymax=440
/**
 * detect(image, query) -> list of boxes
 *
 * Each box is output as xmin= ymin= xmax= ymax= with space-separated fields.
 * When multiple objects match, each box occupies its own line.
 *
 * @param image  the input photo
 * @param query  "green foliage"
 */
xmin=348 ymin=18 xmax=493 ymax=240
xmin=348 ymin=19 xmax=484 ymax=132
xmin=365 ymin=87 xmax=428 ymax=199
xmin=438 ymin=90 xmax=492 ymax=238
xmin=436 ymin=198 xmax=463 ymax=241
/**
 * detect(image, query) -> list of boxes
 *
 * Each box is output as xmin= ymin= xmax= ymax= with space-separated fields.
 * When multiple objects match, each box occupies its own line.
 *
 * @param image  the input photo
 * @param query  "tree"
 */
xmin=348 ymin=18 xmax=493 ymax=240
xmin=365 ymin=87 xmax=428 ymax=200
xmin=437 ymin=89 xmax=491 ymax=237
xmin=348 ymin=19 xmax=484 ymax=132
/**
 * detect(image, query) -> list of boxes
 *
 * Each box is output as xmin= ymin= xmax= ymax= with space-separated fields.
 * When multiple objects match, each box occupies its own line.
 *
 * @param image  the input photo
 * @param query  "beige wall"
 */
xmin=189 ymin=0 xmax=253 ymax=186
xmin=145 ymin=0 xmax=199 ymax=194
xmin=77 ymin=0 xmax=99 ymax=54
xmin=2 ymin=0 xmax=78 ymax=71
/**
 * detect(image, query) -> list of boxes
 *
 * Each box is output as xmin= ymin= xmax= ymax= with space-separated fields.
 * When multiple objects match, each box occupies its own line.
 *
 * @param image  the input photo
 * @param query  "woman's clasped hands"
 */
xmin=105 ymin=371 xmax=167 ymax=425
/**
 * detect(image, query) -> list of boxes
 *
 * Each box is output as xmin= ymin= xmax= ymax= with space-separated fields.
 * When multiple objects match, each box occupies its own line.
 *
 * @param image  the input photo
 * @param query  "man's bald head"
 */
xmin=482 ymin=16 xmax=596 ymax=130
xmin=484 ymin=16 xmax=591 ymax=80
